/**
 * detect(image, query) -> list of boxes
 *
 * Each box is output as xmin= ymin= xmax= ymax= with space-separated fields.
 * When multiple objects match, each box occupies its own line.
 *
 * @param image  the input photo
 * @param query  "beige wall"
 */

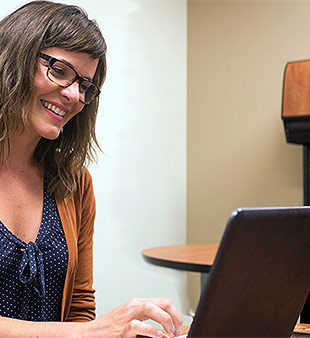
xmin=187 ymin=0 xmax=310 ymax=309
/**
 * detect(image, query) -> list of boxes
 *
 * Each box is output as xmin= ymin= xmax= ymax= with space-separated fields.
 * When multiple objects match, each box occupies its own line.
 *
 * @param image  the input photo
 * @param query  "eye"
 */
xmin=50 ymin=65 xmax=67 ymax=78
xmin=79 ymin=81 xmax=92 ymax=93
xmin=79 ymin=84 xmax=88 ymax=92
xmin=49 ymin=60 xmax=74 ymax=81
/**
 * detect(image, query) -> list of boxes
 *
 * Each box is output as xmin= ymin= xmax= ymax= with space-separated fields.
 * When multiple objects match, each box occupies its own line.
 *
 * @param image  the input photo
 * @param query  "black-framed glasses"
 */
xmin=38 ymin=52 xmax=100 ymax=104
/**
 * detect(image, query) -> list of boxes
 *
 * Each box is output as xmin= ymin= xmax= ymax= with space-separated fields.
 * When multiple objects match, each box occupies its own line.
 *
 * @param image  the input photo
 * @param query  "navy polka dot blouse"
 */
xmin=0 ymin=178 xmax=68 ymax=321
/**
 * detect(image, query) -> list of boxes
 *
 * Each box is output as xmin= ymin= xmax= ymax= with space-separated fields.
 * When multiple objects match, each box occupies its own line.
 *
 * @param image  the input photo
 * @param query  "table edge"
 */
xmin=142 ymin=254 xmax=213 ymax=273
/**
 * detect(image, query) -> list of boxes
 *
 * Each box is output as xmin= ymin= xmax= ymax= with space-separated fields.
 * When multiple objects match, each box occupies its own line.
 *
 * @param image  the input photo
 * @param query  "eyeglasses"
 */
xmin=38 ymin=52 xmax=100 ymax=104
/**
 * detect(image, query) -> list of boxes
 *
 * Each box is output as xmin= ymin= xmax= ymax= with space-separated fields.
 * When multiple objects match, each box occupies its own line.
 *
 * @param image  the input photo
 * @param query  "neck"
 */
xmin=1 ymin=130 xmax=41 ymax=171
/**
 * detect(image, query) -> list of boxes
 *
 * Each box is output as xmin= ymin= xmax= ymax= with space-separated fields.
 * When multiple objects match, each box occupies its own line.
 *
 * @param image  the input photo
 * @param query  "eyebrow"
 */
xmin=58 ymin=57 xmax=94 ymax=82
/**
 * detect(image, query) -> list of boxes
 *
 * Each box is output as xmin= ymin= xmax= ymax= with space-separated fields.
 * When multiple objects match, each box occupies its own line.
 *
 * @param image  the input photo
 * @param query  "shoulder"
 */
xmin=57 ymin=166 xmax=95 ymax=232
xmin=56 ymin=166 xmax=95 ymax=214
xmin=57 ymin=166 xmax=95 ymax=209
xmin=76 ymin=166 xmax=94 ymax=196
xmin=79 ymin=166 xmax=93 ymax=184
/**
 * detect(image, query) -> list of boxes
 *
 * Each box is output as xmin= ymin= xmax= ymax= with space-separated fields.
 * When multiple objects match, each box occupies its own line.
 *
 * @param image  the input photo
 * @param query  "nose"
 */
xmin=59 ymin=81 xmax=80 ymax=104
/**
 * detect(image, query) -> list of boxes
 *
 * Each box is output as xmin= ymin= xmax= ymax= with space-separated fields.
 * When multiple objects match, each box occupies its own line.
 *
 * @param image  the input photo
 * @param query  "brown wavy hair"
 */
xmin=0 ymin=0 xmax=107 ymax=199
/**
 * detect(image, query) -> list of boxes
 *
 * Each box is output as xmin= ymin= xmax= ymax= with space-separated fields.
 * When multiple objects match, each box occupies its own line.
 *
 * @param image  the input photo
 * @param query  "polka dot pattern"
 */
xmin=0 ymin=178 xmax=68 ymax=321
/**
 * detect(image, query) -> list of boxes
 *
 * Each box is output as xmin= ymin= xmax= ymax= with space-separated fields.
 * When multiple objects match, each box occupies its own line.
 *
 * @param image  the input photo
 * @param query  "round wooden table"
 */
xmin=142 ymin=244 xmax=219 ymax=287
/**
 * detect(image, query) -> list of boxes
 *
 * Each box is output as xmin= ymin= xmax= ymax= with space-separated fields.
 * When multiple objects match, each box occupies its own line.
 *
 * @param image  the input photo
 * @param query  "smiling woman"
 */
xmin=30 ymin=48 xmax=99 ymax=142
xmin=0 ymin=0 xmax=107 ymax=198
xmin=0 ymin=1 xmax=183 ymax=337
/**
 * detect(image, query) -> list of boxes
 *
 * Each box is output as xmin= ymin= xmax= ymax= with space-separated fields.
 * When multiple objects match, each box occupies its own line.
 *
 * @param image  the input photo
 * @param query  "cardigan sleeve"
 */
xmin=66 ymin=167 xmax=96 ymax=322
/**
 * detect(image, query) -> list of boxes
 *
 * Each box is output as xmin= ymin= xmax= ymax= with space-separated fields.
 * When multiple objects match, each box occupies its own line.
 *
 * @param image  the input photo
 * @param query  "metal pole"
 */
xmin=301 ymin=145 xmax=310 ymax=323
xmin=303 ymin=145 xmax=310 ymax=205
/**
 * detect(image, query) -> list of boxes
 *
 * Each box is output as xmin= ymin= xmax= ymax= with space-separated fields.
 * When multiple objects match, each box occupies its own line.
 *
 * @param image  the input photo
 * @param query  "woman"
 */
xmin=0 ymin=1 xmax=183 ymax=337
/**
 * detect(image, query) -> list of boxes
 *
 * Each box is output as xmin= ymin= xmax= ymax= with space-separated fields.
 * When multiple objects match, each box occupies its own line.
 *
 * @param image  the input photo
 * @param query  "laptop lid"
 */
xmin=187 ymin=207 xmax=310 ymax=338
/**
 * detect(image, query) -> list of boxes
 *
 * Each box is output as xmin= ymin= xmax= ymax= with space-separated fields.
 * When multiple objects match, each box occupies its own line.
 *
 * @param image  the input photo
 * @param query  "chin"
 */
xmin=40 ymin=128 xmax=62 ymax=140
xmin=43 ymin=133 xmax=61 ymax=140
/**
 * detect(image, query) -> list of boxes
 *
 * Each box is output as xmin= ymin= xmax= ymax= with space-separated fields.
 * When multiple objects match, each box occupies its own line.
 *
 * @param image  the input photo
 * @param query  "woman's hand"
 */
xmin=85 ymin=298 xmax=183 ymax=338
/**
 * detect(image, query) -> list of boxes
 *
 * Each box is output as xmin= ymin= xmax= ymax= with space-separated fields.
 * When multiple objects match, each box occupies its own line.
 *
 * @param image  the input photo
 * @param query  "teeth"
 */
xmin=42 ymin=100 xmax=66 ymax=117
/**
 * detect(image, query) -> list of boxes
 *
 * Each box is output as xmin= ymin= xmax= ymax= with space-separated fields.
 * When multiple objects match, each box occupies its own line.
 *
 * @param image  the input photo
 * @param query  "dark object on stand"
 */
xmin=282 ymin=58 xmax=310 ymax=323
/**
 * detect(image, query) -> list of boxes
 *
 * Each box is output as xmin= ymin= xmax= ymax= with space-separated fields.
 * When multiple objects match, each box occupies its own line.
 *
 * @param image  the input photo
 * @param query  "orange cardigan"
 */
xmin=56 ymin=167 xmax=96 ymax=322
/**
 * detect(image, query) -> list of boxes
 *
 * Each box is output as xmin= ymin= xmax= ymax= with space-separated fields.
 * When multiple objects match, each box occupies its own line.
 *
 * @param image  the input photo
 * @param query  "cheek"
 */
xmin=33 ymin=71 xmax=55 ymax=97
xmin=64 ymin=103 xmax=85 ymax=124
xmin=72 ymin=102 xmax=85 ymax=117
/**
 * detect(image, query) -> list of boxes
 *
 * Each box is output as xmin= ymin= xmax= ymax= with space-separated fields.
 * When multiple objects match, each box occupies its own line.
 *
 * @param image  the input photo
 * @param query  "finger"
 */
xmin=126 ymin=319 xmax=163 ymax=338
xmin=137 ymin=334 xmax=170 ymax=338
xmin=136 ymin=335 xmax=169 ymax=338
xmin=145 ymin=299 xmax=183 ymax=336
xmin=137 ymin=301 xmax=179 ymax=336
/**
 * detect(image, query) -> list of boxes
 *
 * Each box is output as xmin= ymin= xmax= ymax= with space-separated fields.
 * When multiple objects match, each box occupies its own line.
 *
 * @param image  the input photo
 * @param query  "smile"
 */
xmin=41 ymin=100 xmax=66 ymax=117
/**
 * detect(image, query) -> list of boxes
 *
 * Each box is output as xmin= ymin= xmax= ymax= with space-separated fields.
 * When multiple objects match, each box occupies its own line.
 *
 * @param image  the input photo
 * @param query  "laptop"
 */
xmin=177 ymin=207 xmax=310 ymax=337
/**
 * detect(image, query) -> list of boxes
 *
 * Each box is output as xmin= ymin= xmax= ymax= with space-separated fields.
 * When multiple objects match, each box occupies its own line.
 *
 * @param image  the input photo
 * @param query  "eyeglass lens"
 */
xmin=48 ymin=61 xmax=98 ymax=104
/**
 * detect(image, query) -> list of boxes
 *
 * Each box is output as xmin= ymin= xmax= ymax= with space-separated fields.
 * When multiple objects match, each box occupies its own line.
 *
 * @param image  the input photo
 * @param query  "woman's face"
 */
xmin=27 ymin=47 xmax=99 ymax=141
